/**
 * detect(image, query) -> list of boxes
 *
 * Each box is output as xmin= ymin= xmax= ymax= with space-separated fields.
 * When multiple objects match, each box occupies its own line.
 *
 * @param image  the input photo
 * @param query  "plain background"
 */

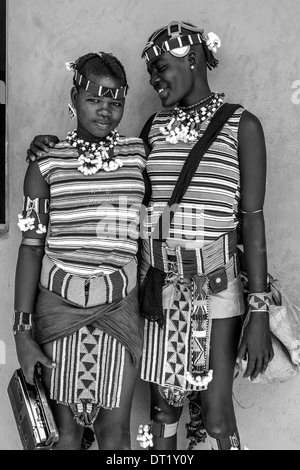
xmin=1 ymin=0 xmax=300 ymax=450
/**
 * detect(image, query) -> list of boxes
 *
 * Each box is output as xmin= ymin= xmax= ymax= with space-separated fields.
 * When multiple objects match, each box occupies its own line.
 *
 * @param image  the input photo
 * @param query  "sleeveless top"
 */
xmin=142 ymin=106 xmax=244 ymax=246
xmin=37 ymin=136 xmax=146 ymax=276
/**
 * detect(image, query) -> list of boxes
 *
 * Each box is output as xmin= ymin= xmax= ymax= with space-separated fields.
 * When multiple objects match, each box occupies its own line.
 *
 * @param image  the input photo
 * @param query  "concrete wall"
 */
xmin=1 ymin=0 xmax=300 ymax=450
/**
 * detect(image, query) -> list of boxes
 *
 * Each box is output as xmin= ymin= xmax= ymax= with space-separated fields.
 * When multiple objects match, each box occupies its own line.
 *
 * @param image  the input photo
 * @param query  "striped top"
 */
xmin=37 ymin=136 xmax=146 ymax=276
xmin=143 ymin=105 xmax=244 ymax=247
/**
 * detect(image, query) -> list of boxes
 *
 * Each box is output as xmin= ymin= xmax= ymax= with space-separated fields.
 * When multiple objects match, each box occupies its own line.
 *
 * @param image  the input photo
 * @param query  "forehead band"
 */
xmin=142 ymin=33 xmax=203 ymax=62
xmin=74 ymin=69 xmax=128 ymax=99
xmin=142 ymin=21 xmax=205 ymax=63
xmin=65 ymin=56 xmax=129 ymax=99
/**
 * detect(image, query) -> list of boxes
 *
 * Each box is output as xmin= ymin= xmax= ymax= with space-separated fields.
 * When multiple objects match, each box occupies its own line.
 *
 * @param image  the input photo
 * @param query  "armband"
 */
xmin=21 ymin=237 xmax=46 ymax=246
xmin=13 ymin=310 xmax=33 ymax=335
xmin=17 ymin=196 xmax=49 ymax=234
xmin=241 ymin=209 xmax=263 ymax=214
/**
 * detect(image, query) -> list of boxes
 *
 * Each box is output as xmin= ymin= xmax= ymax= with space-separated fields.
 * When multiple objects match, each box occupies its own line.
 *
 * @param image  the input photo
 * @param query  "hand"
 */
xmin=237 ymin=312 xmax=274 ymax=381
xmin=26 ymin=135 xmax=59 ymax=163
xmin=14 ymin=332 xmax=56 ymax=384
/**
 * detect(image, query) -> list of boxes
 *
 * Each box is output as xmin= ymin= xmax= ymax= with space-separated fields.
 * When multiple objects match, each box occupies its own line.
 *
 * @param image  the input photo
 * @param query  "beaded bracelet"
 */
xmin=13 ymin=310 xmax=33 ymax=335
xmin=247 ymin=292 xmax=270 ymax=314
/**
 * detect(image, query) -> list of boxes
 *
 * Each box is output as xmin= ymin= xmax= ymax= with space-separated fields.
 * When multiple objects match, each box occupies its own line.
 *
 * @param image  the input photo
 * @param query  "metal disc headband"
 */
xmin=74 ymin=69 xmax=129 ymax=99
xmin=142 ymin=32 xmax=203 ymax=63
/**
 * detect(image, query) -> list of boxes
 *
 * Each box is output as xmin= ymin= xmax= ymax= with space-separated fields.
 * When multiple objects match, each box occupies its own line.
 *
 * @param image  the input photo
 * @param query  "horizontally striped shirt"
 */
xmin=143 ymin=105 xmax=244 ymax=246
xmin=37 ymin=136 xmax=146 ymax=276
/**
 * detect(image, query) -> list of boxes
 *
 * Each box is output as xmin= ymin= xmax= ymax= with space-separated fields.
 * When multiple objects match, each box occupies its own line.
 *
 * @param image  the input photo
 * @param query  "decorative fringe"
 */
xmin=81 ymin=427 xmax=95 ymax=450
xmin=186 ymin=391 xmax=207 ymax=450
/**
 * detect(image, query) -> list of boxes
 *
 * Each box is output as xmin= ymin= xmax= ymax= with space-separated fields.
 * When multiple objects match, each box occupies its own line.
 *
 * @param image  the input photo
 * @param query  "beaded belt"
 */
xmin=40 ymin=255 xmax=137 ymax=308
xmin=149 ymin=229 xmax=239 ymax=289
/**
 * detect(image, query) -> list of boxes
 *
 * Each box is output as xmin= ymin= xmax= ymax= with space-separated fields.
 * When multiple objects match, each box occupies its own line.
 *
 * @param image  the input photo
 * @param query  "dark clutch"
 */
xmin=7 ymin=368 xmax=59 ymax=450
xmin=139 ymin=265 xmax=166 ymax=325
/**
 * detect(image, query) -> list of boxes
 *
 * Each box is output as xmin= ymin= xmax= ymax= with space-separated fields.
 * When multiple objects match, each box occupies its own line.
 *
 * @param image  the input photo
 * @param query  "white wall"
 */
xmin=1 ymin=0 xmax=300 ymax=450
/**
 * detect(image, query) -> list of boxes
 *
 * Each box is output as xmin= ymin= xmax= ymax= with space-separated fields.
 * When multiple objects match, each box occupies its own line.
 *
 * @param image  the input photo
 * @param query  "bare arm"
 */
xmin=14 ymin=162 xmax=55 ymax=383
xmin=237 ymin=110 xmax=273 ymax=380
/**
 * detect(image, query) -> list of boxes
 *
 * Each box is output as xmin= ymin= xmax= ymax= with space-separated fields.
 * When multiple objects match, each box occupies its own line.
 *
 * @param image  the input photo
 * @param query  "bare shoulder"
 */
xmin=238 ymin=109 xmax=265 ymax=145
xmin=238 ymin=109 xmax=266 ymax=162
xmin=24 ymin=161 xmax=49 ymax=198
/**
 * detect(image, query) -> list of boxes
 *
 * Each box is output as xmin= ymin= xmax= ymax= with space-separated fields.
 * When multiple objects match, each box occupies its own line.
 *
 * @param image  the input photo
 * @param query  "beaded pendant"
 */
xmin=160 ymin=92 xmax=225 ymax=144
xmin=67 ymin=129 xmax=122 ymax=175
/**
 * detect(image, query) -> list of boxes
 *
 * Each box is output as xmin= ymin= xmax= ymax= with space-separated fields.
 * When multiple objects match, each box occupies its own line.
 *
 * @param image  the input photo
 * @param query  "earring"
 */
xmin=190 ymin=65 xmax=195 ymax=70
xmin=68 ymin=103 xmax=76 ymax=120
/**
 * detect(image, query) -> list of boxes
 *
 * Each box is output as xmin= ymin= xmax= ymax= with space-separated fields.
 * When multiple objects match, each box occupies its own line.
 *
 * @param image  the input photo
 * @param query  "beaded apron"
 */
xmin=51 ymin=324 xmax=125 ymax=426
xmin=141 ymin=231 xmax=239 ymax=406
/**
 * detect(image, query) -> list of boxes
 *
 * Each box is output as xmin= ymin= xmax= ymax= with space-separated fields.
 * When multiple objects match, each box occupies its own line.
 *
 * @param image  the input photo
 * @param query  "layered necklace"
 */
xmin=66 ymin=129 xmax=122 ymax=175
xmin=160 ymin=92 xmax=225 ymax=144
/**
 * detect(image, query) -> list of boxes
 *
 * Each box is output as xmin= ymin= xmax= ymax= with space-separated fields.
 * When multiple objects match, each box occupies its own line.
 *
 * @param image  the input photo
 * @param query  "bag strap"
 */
xmin=154 ymin=103 xmax=242 ymax=241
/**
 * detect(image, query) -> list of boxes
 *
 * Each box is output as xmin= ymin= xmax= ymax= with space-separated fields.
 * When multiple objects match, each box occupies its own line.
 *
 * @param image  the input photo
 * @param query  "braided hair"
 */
xmin=73 ymin=52 xmax=128 ymax=90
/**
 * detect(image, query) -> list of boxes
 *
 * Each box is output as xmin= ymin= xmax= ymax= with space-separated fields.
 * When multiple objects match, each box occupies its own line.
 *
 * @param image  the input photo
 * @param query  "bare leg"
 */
xmin=93 ymin=349 xmax=139 ymax=450
xmin=149 ymin=383 xmax=183 ymax=450
xmin=41 ymin=342 xmax=85 ymax=450
xmin=200 ymin=316 xmax=242 ymax=448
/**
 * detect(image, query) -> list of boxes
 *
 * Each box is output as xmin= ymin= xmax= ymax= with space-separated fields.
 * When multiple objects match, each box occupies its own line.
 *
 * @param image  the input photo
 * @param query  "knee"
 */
xmin=203 ymin=407 xmax=236 ymax=439
xmin=94 ymin=422 xmax=130 ymax=450
xmin=151 ymin=404 xmax=181 ymax=425
xmin=53 ymin=426 xmax=83 ymax=450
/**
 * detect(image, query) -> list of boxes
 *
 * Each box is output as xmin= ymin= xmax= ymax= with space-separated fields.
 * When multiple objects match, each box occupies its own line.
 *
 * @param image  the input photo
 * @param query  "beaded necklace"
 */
xmin=66 ymin=129 xmax=122 ymax=175
xmin=179 ymin=92 xmax=214 ymax=111
xmin=160 ymin=92 xmax=225 ymax=144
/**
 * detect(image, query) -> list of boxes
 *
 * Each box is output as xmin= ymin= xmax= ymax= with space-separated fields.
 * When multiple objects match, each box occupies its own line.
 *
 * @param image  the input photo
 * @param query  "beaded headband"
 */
xmin=65 ymin=53 xmax=129 ymax=99
xmin=142 ymin=21 xmax=221 ymax=69
xmin=73 ymin=69 xmax=128 ymax=99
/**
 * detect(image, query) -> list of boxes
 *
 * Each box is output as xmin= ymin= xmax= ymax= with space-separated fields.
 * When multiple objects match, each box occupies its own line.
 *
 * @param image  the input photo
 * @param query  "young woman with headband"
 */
xmin=136 ymin=20 xmax=272 ymax=451
xmin=13 ymin=51 xmax=149 ymax=450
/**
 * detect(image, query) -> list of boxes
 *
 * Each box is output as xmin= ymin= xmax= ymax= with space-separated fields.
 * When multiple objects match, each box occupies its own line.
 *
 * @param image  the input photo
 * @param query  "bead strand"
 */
xmin=67 ymin=129 xmax=122 ymax=175
xmin=160 ymin=92 xmax=225 ymax=144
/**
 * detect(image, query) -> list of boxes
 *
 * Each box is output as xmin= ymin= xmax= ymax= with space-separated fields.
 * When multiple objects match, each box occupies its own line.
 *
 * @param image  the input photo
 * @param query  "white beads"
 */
xmin=67 ymin=129 xmax=122 ymax=175
xmin=136 ymin=423 xmax=154 ymax=448
xmin=186 ymin=369 xmax=213 ymax=387
xmin=160 ymin=93 xmax=225 ymax=144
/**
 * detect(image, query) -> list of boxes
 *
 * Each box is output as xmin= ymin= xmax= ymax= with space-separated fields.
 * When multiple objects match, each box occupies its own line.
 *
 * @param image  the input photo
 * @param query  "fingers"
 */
xmin=38 ymin=354 xmax=56 ymax=370
xmin=22 ymin=365 xmax=35 ymax=385
xmin=243 ymin=359 xmax=257 ymax=379
xmin=22 ymin=357 xmax=56 ymax=384
xmin=25 ymin=135 xmax=59 ymax=163
xmin=43 ymin=136 xmax=55 ymax=147
xmin=242 ymin=355 xmax=273 ymax=380
xmin=26 ymin=149 xmax=37 ymax=163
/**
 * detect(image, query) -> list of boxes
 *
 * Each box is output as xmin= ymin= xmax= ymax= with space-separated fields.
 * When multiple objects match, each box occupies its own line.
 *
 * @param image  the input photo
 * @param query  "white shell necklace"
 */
xmin=160 ymin=92 xmax=225 ymax=144
xmin=67 ymin=129 xmax=122 ymax=175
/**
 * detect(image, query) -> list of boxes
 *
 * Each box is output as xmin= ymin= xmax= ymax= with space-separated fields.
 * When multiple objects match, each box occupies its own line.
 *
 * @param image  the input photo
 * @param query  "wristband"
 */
xmin=13 ymin=310 xmax=33 ymax=335
xmin=247 ymin=292 xmax=270 ymax=314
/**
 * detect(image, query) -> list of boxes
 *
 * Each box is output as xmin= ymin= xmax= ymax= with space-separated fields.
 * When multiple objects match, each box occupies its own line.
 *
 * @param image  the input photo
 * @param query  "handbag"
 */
xmin=139 ymin=103 xmax=242 ymax=324
xmin=7 ymin=367 xmax=59 ymax=450
xmin=237 ymin=248 xmax=300 ymax=384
